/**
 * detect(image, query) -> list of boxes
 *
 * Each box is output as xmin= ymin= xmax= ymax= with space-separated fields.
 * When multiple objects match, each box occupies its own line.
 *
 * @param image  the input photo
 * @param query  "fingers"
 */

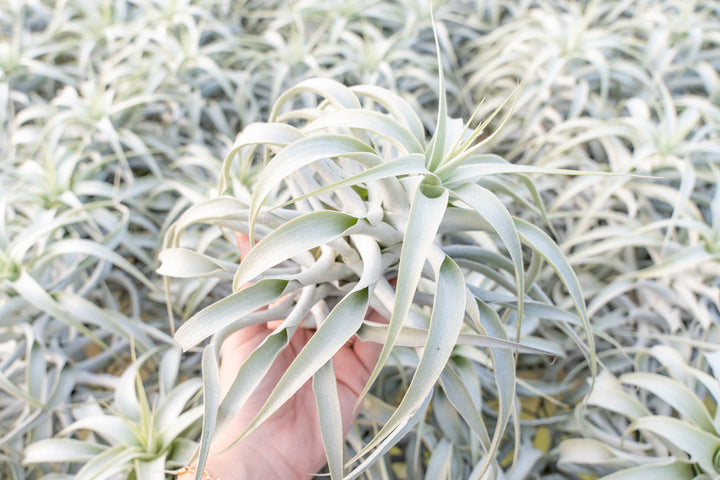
xmin=266 ymin=319 xmax=284 ymax=330
xmin=365 ymin=308 xmax=387 ymax=324
xmin=231 ymin=231 xmax=387 ymax=388
xmin=222 ymin=323 xmax=271 ymax=352
xmin=235 ymin=232 xmax=252 ymax=260
xmin=351 ymin=338 xmax=382 ymax=378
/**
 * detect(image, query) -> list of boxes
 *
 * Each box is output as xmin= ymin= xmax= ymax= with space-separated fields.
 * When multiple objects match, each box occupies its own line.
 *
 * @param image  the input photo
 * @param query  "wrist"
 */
xmin=177 ymin=448 xmax=301 ymax=480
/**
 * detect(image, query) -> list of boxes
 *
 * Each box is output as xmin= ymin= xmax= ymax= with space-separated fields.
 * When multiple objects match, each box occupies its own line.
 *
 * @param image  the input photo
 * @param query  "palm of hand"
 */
xmin=205 ymin=316 xmax=382 ymax=479
xmin=193 ymin=234 xmax=383 ymax=479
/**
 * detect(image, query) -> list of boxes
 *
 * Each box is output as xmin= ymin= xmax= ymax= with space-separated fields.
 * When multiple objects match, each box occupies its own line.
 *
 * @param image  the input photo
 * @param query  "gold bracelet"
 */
xmin=175 ymin=465 xmax=219 ymax=480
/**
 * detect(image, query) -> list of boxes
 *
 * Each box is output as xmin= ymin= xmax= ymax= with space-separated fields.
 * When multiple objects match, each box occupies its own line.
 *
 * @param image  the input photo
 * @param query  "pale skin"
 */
xmin=179 ymin=235 xmax=383 ymax=480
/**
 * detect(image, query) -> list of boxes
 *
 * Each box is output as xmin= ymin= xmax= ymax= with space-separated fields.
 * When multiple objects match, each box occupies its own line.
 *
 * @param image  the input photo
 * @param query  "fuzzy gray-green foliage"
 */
xmin=2 ymin=0 xmax=719 ymax=479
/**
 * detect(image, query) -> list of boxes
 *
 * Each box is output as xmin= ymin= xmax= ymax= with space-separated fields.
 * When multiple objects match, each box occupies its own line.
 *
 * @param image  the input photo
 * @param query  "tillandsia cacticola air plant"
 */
xmin=159 ymin=29 xmax=597 ymax=479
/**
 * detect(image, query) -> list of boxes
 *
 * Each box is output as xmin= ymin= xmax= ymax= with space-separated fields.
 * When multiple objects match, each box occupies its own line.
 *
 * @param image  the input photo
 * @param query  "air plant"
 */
xmin=23 ymin=347 xmax=203 ymax=480
xmin=159 ymin=28 xmax=595 ymax=478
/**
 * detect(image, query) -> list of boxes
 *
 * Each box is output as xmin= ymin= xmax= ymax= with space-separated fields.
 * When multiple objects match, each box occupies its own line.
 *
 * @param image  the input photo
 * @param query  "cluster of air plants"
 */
xmin=457 ymin=1 xmax=720 ymax=477
xmin=2 ymin=0 xmax=719 ymax=479
xmin=1 ymin=0 xmax=240 ymax=478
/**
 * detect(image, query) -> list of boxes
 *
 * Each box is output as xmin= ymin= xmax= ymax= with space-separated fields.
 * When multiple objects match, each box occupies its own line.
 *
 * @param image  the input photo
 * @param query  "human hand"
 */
xmin=179 ymin=234 xmax=383 ymax=480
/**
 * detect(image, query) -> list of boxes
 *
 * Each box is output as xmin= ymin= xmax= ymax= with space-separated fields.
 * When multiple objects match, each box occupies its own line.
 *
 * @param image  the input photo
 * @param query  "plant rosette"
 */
xmin=159 ymin=62 xmax=596 ymax=477
xmin=23 ymin=347 xmax=202 ymax=480
xmin=559 ymin=344 xmax=720 ymax=480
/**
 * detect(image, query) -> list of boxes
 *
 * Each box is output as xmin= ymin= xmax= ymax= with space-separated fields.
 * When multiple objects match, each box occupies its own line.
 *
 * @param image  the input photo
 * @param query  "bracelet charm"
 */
xmin=175 ymin=465 xmax=219 ymax=480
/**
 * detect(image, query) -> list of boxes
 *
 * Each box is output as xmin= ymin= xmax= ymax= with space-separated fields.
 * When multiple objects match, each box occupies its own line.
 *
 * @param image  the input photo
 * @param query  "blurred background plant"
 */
xmin=23 ymin=347 xmax=202 ymax=480
xmin=558 ymin=338 xmax=720 ymax=479
xmin=1 ymin=0 xmax=718 ymax=479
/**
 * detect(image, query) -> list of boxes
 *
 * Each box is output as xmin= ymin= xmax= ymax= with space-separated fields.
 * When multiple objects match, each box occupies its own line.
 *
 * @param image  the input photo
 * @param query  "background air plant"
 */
xmin=23 ymin=347 xmax=202 ymax=480
xmin=559 ymin=338 xmax=720 ymax=479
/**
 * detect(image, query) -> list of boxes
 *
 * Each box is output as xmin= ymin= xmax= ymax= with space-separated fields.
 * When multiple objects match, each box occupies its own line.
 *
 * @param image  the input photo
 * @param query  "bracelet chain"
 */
xmin=175 ymin=465 xmax=219 ymax=480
